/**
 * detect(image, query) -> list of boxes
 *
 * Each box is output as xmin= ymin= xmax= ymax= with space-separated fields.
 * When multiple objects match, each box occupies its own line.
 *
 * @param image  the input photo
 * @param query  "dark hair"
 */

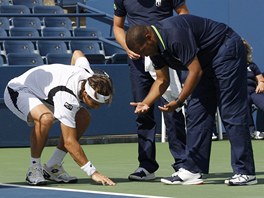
xmin=242 ymin=39 xmax=253 ymax=64
xmin=126 ymin=25 xmax=148 ymax=53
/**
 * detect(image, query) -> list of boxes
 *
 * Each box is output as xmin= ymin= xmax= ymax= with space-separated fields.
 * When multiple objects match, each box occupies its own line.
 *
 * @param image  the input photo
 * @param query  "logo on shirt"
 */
xmin=156 ymin=0 xmax=161 ymax=7
xmin=64 ymin=102 xmax=73 ymax=110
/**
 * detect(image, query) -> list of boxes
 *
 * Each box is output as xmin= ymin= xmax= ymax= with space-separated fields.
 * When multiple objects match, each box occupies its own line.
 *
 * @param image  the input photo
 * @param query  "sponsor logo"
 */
xmin=64 ymin=102 xmax=73 ymax=110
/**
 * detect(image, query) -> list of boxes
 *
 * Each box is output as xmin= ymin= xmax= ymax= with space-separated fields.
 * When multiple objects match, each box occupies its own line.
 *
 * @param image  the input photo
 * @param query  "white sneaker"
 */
xmin=161 ymin=168 xmax=203 ymax=185
xmin=43 ymin=163 xmax=78 ymax=183
xmin=26 ymin=165 xmax=47 ymax=186
xmin=251 ymin=131 xmax=264 ymax=140
xmin=225 ymin=174 xmax=257 ymax=186
xmin=128 ymin=167 xmax=156 ymax=181
xmin=171 ymin=168 xmax=184 ymax=177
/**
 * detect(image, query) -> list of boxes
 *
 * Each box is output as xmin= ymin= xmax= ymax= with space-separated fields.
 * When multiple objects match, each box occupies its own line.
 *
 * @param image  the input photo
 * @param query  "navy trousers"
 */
xmin=182 ymin=31 xmax=255 ymax=175
xmin=129 ymin=57 xmax=186 ymax=173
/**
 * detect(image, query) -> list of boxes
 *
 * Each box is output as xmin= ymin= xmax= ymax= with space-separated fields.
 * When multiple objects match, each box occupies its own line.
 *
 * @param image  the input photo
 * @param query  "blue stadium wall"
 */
xmin=88 ymin=0 xmax=264 ymax=72
xmin=1 ymin=0 xmax=264 ymax=146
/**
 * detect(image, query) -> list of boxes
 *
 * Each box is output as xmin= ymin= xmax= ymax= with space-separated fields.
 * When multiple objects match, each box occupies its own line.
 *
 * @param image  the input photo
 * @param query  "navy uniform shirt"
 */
xmin=114 ymin=0 xmax=186 ymax=26
xmin=247 ymin=62 xmax=262 ymax=93
xmin=150 ymin=15 xmax=230 ymax=70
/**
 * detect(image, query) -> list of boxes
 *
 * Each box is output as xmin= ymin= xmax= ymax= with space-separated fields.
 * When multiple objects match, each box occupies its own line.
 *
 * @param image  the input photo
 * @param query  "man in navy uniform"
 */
xmin=125 ymin=14 xmax=257 ymax=186
xmin=113 ymin=0 xmax=189 ymax=181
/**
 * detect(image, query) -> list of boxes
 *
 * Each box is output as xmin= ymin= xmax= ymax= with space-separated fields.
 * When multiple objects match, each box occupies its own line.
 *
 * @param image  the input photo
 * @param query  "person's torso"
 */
xmin=114 ymin=0 xmax=185 ymax=26
xmin=151 ymin=15 xmax=230 ymax=70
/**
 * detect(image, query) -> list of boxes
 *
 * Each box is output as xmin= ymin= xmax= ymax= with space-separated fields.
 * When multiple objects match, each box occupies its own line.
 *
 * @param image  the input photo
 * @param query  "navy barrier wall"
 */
xmin=0 ymin=65 xmax=161 ymax=147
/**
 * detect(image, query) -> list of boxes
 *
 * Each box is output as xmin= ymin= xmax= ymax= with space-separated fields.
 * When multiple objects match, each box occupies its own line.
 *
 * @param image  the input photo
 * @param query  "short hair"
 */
xmin=125 ymin=25 xmax=148 ymax=52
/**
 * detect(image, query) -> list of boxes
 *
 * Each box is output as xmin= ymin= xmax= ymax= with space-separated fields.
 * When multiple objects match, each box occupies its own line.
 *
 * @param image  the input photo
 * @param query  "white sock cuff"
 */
xmin=81 ymin=161 xmax=96 ymax=176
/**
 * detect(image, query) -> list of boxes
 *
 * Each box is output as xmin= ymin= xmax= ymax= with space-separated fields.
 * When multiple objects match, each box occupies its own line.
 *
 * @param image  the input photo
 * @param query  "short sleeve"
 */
xmin=53 ymin=92 xmax=80 ymax=128
xmin=170 ymin=28 xmax=198 ymax=67
xmin=150 ymin=55 xmax=167 ymax=70
xmin=75 ymin=57 xmax=91 ymax=71
xmin=114 ymin=0 xmax=127 ymax=17
xmin=249 ymin=62 xmax=261 ymax=76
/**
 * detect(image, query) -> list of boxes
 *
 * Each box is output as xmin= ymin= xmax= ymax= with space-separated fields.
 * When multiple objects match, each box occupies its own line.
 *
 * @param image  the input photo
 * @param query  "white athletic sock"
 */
xmin=46 ymin=148 xmax=67 ymax=168
xmin=30 ymin=157 xmax=41 ymax=167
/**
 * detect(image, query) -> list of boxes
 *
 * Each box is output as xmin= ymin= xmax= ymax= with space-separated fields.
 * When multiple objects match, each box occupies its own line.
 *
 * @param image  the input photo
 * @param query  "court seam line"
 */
xmin=0 ymin=183 xmax=173 ymax=198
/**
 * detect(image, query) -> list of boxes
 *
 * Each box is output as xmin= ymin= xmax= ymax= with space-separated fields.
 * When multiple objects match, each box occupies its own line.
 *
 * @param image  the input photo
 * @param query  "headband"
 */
xmin=85 ymin=81 xmax=110 ymax=103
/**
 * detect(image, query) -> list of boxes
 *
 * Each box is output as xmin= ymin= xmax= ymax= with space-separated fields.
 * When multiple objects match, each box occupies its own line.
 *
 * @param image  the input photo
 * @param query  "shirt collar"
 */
xmin=151 ymin=25 xmax=166 ymax=54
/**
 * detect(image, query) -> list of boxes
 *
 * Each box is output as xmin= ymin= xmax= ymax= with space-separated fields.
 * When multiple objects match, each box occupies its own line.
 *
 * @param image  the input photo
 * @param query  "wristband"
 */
xmin=175 ymin=97 xmax=184 ymax=108
xmin=81 ymin=161 xmax=97 ymax=176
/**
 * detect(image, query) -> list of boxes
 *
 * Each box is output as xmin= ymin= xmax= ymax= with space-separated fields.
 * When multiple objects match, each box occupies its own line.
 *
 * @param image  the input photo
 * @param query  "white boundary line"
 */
xmin=0 ymin=183 xmax=173 ymax=198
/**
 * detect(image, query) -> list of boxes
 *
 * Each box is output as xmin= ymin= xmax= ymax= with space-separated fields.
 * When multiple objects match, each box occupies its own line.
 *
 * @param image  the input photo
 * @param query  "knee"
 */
xmin=38 ymin=112 xmax=54 ymax=126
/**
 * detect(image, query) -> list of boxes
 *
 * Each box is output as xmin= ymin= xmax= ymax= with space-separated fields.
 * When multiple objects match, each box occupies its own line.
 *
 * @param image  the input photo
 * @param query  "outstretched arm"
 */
xmin=159 ymin=56 xmax=203 ymax=112
xmin=130 ymin=66 xmax=170 ymax=113
xmin=60 ymin=123 xmax=115 ymax=186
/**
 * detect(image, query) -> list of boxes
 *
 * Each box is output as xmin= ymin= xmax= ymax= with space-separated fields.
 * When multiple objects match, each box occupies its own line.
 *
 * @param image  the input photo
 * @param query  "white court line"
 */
xmin=0 ymin=183 xmax=173 ymax=198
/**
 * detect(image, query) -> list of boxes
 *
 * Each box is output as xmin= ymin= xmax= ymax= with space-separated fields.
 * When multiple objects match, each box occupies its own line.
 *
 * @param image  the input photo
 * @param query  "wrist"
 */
xmin=81 ymin=161 xmax=97 ymax=176
xmin=175 ymin=97 xmax=184 ymax=108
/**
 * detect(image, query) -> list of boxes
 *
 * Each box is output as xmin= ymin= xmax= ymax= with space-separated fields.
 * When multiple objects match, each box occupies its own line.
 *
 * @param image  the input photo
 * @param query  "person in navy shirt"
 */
xmin=113 ymin=0 xmax=189 ymax=181
xmin=125 ymin=14 xmax=257 ymax=186
xmin=243 ymin=39 xmax=264 ymax=140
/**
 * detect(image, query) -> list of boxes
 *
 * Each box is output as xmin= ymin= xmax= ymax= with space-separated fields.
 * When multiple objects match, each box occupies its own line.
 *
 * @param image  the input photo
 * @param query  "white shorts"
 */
xmin=4 ymin=87 xmax=54 ymax=126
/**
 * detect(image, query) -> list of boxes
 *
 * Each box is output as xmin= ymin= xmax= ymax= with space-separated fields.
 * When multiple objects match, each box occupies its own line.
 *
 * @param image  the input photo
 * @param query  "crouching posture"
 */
xmin=4 ymin=50 xmax=115 ymax=186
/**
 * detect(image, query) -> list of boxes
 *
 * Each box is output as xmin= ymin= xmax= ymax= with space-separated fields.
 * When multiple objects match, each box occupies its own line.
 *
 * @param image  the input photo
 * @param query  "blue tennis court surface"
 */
xmin=0 ymin=183 xmax=172 ymax=198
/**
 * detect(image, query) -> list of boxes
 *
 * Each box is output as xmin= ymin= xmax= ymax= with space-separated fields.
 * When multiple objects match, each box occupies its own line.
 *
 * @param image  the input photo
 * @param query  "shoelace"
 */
xmin=31 ymin=166 xmax=43 ymax=178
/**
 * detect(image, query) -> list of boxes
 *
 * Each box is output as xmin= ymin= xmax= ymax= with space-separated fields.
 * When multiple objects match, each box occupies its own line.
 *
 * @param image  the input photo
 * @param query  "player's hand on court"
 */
xmin=158 ymin=100 xmax=177 ymax=112
xmin=91 ymin=171 xmax=116 ymax=186
xmin=130 ymin=102 xmax=150 ymax=114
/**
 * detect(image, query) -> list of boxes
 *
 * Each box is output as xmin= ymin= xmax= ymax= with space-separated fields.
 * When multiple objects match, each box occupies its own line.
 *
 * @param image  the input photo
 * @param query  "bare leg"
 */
xmin=29 ymin=104 xmax=54 ymax=158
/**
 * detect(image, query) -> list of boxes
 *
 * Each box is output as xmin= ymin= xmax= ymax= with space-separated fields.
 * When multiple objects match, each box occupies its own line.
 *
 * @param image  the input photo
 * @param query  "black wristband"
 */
xmin=175 ymin=98 xmax=184 ymax=108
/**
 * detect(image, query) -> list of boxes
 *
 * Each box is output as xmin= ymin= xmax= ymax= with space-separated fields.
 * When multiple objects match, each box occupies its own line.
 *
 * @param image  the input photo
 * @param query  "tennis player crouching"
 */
xmin=4 ymin=50 xmax=115 ymax=186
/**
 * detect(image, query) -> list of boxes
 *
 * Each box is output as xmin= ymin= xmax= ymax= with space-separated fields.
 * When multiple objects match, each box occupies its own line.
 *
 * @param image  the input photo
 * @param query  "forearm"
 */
xmin=114 ymin=26 xmax=129 ymax=51
xmin=60 ymin=123 xmax=88 ymax=166
xmin=142 ymin=77 xmax=169 ymax=107
xmin=65 ymin=138 xmax=88 ymax=166
xmin=178 ymin=57 xmax=203 ymax=102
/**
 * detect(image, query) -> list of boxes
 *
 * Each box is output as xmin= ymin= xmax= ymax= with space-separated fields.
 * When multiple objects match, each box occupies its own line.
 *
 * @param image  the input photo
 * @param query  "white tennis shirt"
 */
xmin=7 ymin=57 xmax=92 ymax=128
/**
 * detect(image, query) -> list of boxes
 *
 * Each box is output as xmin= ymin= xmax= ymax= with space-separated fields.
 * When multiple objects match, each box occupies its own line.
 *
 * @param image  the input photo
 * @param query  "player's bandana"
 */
xmin=85 ymin=81 xmax=110 ymax=104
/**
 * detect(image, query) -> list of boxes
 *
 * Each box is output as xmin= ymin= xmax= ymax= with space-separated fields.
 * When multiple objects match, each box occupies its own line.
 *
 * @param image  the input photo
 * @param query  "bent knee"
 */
xmin=38 ymin=112 xmax=54 ymax=126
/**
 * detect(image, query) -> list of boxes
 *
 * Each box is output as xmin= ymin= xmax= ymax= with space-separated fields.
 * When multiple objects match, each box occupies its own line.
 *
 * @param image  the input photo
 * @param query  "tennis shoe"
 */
xmin=128 ymin=167 xmax=156 ymax=181
xmin=43 ymin=163 xmax=78 ymax=183
xmin=171 ymin=168 xmax=184 ymax=177
xmin=225 ymin=174 xmax=257 ymax=186
xmin=26 ymin=165 xmax=47 ymax=186
xmin=251 ymin=131 xmax=264 ymax=140
xmin=161 ymin=168 xmax=203 ymax=185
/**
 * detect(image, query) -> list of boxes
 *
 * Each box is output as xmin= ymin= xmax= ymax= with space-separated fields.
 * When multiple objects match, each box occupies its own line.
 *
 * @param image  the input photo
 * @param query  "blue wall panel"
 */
xmin=86 ymin=0 xmax=264 ymax=71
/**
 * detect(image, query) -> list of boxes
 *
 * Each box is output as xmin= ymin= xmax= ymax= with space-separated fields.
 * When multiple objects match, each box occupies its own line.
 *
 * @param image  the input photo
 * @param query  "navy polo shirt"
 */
xmin=150 ymin=15 xmax=230 ymax=70
xmin=114 ymin=0 xmax=185 ymax=26
xmin=247 ymin=62 xmax=262 ymax=91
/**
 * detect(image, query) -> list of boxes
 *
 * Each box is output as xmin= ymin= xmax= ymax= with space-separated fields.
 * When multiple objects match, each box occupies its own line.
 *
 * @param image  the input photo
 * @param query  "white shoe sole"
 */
xmin=161 ymin=178 xmax=203 ymax=185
